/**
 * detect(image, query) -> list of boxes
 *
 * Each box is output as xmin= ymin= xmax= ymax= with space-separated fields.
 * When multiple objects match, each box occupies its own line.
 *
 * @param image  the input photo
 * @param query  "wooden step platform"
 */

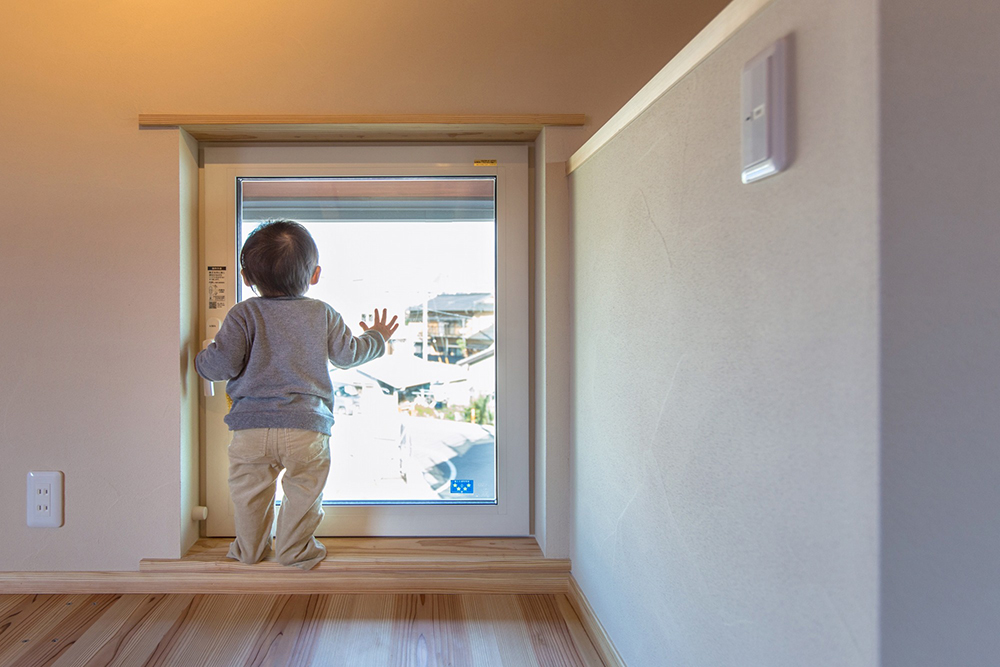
xmin=137 ymin=537 xmax=570 ymax=595
xmin=142 ymin=537 xmax=556 ymax=572
xmin=0 ymin=539 xmax=570 ymax=595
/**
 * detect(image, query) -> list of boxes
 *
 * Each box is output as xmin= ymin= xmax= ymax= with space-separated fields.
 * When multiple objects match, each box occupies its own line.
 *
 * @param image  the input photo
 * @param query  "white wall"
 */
xmin=533 ymin=126 xmax=583 ymax=557
xmin=0 ymin=0 xmax=727 ymax=570
xmin=879 ymin=0 xmax=1000 ymax=664
xmin=569 ymin=0 xmax=880 ymax=664
xmin=179 ymin=130 xmax=200 ymax=554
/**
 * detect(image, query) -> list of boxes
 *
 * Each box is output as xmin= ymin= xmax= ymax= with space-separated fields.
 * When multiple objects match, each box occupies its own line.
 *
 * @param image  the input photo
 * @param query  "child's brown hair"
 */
xmin=240 ymin=220 xmax=319 ymax=297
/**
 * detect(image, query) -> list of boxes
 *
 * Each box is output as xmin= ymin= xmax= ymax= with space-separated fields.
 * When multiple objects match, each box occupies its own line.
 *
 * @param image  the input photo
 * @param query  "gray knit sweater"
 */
xmin=195 ymin=296 xmax=385 ymax=435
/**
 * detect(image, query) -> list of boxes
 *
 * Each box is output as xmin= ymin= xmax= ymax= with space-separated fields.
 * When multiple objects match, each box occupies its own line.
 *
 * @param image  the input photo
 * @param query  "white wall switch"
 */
xmin=27 ymin=471 xmax=64 ymax=528
xmin=741 ymin=36 xmax=790 ymax=183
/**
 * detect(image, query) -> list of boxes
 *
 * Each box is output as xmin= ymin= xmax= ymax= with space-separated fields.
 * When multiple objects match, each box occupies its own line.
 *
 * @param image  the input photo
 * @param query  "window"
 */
xmin=202 ymin=145 xmax=529 ymax=536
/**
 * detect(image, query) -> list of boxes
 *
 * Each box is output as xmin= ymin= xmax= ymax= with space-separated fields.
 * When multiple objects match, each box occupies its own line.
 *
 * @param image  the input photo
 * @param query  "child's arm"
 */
xmin=328 ymin=308 xmax=398 ymax=369
xmin=195 ymin=314 xmax=249 ymax=381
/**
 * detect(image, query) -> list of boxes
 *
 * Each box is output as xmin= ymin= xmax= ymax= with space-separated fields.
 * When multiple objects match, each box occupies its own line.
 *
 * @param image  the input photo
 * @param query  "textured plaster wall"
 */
xmin=0 ymin=0 xmax=728 ymax=570
xmin=879 ymin=0 xmax=1000 ymax=664
xmin=569 ymin=0 xmax=879 ymax=664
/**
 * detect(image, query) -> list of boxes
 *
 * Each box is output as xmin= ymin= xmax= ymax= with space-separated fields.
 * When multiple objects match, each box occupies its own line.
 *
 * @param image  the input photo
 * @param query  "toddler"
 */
xmin=195 ymin=220 xmax=398 ymax=570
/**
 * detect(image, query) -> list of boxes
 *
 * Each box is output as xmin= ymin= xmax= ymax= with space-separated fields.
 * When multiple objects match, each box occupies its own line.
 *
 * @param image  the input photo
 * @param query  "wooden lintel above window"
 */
xmin=138 ymin=114 xmax=587 ymax=143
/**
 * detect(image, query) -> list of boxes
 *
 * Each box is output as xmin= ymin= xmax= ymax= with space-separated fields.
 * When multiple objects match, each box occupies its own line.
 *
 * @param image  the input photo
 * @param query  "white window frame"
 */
xmin=201 ymin=144 xmax=529 ymax=536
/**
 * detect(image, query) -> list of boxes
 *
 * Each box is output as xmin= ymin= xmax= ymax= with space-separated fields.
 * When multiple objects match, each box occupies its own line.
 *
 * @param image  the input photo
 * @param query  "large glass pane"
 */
xmin=238 ymin=177 xmax=497 ymax=504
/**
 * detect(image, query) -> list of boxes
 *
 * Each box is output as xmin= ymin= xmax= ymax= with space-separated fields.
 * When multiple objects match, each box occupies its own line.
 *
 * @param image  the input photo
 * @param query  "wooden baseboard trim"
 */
xmin=0 ymin=570 xmax=569 ymax=595
xmin=566 ymin=575 xmax=627 ymax=667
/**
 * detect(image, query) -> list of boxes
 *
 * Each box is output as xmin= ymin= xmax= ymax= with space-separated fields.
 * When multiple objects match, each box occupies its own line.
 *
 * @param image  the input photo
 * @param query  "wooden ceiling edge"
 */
xmin=138 ymin=113 xmax=587 ymax=127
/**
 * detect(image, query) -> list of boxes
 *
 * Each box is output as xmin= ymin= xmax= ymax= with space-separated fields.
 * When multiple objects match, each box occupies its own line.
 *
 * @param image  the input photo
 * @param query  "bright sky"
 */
xmin=239 ymin=221 xmax=495 ymax=327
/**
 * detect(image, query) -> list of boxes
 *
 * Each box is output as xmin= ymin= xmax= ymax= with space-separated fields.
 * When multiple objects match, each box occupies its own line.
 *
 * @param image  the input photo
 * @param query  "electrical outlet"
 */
xmin=27 ymin=471 xmax=63 ymax=528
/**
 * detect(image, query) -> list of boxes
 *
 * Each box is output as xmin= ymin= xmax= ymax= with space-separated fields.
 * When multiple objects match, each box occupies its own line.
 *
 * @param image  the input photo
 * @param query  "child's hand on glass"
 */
xmin=360 ymin=308 xmax=399 ymax=342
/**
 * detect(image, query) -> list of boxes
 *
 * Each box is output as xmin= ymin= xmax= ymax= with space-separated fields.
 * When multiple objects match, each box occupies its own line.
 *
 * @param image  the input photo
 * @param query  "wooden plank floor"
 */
xmin=0 ymin=593 xmax=604 ymax=666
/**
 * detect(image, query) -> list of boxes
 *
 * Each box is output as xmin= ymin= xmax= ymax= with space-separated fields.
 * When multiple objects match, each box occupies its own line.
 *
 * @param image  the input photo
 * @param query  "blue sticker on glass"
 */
xmin=450 ymin=479 xmax=474 ymax=494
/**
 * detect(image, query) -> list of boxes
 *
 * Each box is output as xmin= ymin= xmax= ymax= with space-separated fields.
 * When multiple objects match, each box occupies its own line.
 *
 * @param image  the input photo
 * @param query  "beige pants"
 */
xmin=227 ymin=428 xmax=330 ymax=570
